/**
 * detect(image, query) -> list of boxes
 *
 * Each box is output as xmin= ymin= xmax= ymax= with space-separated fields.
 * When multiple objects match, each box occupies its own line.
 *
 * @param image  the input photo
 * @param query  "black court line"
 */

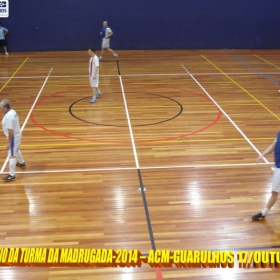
xmin=116 ymin=59 xmax=280 ymax=257
xmin=116 ymin=59 xmax=157 ymax=251
xmin=68 ymin=93 xmax=183 ymax=127
xmin=116 ymin=59 xmax=121 ymax=76
xmin=137 ymin=169 xmax=156 ymax=250
xmin=115 ymin=59 xmax=280 ymax=267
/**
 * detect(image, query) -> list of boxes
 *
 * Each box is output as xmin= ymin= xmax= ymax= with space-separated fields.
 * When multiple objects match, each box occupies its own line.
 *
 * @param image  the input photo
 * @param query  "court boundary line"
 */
xmin=202 ymin=55 xmax=280 ymax=121
xmin=232 ymin=55 xmax=280 ymax=86
xmin=116 ymin=62 xmax=139 ymax=168
xmin=122 ymin=72 xmax=280 ymax=76
xmin=116 ymin=61 xmax=158 ymax=263
xmin=182 ymin=65 xmax=269 ymax=164
xmin=0 ymin=57 xmax=29 ymax=92
xmin=254 ymin=55 xmax=280 ymax=70
xmin=3 ymin=162 xmax=273 ymax=175
xmin=1 ymin=72 xmax=280 ymax=79
xmin=0 ymin=68 xmax=53 ymax=173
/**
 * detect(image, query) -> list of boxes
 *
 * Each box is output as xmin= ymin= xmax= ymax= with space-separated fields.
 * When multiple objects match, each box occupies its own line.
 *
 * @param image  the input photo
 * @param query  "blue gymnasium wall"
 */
xmin=1 ymin=0 xmax=280 ymax=52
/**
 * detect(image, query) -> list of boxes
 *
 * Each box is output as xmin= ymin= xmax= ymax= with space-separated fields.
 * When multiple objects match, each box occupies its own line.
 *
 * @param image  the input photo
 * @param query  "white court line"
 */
xmin=0 ymin=74 xmax=117 ymax=79
xmin=0 ymin=68 xmax=53 ymax=173
xmin=1 ymin=72 xmax=280 ymax=79
xmin=123 ymin=72 xmax=280 ymax=76
xmin=50 ymin=74 xmax=117 ymax=78
xmin=118 ymin=68 xmax=140 ymax=169
xmin=182 ymin=65 xmax=270 ymax=164
xmin=141 ymin=162 xmax=273 ymax=169
xmin=0 ymin=162 xmax=273 ymax=175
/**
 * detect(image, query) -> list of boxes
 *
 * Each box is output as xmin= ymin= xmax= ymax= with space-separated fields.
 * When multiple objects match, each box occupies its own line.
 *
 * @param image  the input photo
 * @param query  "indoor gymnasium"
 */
xmin=0 ymin=0 xmax=280 ymax=279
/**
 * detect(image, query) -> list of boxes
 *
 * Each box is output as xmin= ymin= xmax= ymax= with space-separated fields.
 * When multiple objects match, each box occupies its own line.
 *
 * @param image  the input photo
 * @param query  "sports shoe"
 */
xmin=3 ymin=174 xmax=16 ymax=182
xmin=97 ymin=91 xmax=102 ymax=98
xmin=16 ymin=162 xmax=26 ymax=167
xmin=252 ymin=213 xmax=265 ymax=221
xmin=114 ymin=54 xmax=118 ymax=60
xmin=99 ymin=56 xmax=102 ymax=61
xmin=5 ymin=52 xmax=9 ymax=56
xmin=89 ymin=99 xmax=97 ymax=104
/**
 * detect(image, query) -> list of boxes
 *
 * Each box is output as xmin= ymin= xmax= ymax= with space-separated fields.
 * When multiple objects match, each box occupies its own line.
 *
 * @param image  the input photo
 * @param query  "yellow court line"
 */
xmin=254 ymin=55 xmax=280 ymax=70
xmin=19 ymin=106 xmax=181 ymax=112
xmin=213 ymin=104 xmax=261 ymax=106
xmin=14 ymin=103 xmax=261 ymax=112
xmin=0 ymin=137 xmax=272 ymax=148
xmin=32 ymin=106 xmax=179 ymax=110
xmin=0 ymin=57 xmax=29 ymax=93
xmin=201 ymin=55 xmax=280 ymax=121
xmin=3 ymin=82 xmax=198 ymax=89
xmin=4 ymin=85 xmax=82 ymax=88
xmin=142 ymin=137 xmax=276 ymax=143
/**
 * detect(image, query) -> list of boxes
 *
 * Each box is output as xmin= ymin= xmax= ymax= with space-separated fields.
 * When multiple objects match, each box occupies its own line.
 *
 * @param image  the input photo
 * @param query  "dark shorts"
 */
xmin=0 ymin=39 xmax=7 ymax=46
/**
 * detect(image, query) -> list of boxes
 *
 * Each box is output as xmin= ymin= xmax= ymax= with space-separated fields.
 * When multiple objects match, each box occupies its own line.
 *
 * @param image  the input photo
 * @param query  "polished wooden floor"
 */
xmin=1 ymin=50 xmax=280 ymax=279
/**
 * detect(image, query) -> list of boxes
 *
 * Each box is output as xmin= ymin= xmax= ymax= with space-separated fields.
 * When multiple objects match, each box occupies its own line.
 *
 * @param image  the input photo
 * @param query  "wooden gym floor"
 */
xmin=0 ymin=50 xmax=280 ymax=279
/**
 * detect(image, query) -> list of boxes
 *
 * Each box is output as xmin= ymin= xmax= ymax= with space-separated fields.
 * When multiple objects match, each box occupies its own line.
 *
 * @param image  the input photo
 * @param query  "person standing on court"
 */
xmin=252 ymin=133 xmax=280 ymax=220
xmin=0 ymin=23 xmax=9 ymax=56
xmin=0 ymin=99 xmax=25 ymax=182
xmin=99 ymin=21 xmax=118 ymax=61
xmin=88 ymin=47 xmax=102 ymax=104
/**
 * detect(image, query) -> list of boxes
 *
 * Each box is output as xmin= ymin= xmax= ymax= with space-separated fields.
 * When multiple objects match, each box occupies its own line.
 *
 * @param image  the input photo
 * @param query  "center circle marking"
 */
xmin=68 ymin=92 xmax=183 ymax=127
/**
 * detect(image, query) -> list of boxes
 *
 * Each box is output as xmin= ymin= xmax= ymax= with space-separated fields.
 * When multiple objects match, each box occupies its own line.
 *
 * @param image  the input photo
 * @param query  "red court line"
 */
xmin=155 ymin=267 xmax=164 ymax=280
xmin=30 ymin=84 xmax=222 ymax=143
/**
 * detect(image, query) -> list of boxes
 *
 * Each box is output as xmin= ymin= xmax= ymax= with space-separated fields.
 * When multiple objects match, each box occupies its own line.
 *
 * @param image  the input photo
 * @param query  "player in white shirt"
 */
xmin=88 ymin=47 xmax=102 ymax=103
xmin=99 ymin=21 xmax=118 ymax=61
xmin=0 ymin=99 xmax=25 ymax=182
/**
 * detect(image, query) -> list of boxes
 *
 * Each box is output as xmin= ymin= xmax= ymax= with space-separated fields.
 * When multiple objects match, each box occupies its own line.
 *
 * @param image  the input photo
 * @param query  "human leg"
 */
xmin=3 ymin=138 xmax=18 ymax=181
xmin=107 ymin=48 xmax=118 ymax=59
xmin=252 ymin=168 xmax=280 ymax=220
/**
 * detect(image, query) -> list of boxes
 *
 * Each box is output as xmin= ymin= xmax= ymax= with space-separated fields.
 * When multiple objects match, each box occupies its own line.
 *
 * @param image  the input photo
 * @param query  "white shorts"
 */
xmin=89 ymin=76 xmax=99 ymax=88
xmin=8 ymin=136 xmax=22 ymax=157
xmin=272 ymin=167 xmax=280 ymax=192
xmin=102 ymin=38 xmax=110 ymax=48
